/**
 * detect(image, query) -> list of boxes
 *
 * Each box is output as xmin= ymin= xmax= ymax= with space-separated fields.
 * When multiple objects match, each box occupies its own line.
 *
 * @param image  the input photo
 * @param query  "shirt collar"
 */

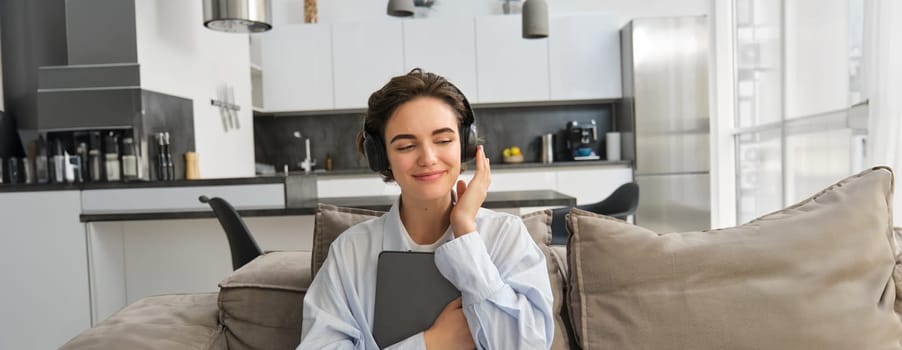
xmin=382 ymin=197 xmax=410 ymax=251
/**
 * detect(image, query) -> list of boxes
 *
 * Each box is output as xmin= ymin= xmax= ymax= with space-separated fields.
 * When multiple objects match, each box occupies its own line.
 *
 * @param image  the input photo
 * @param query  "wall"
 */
xmin=134 ymin=0 xmax=254 ymax=178
xmin=273 ymin=0 xmax=710 ymax=27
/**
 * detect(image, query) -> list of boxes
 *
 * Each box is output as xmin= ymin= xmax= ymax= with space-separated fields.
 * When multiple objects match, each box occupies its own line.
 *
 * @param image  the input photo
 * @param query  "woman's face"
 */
xmin=384 ymin=96 xmax=462 ymax=202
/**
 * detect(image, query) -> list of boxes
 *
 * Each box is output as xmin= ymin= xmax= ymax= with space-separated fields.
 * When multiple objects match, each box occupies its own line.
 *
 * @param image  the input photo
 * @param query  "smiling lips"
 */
xmin=412 ymin=170 xmax=447 ymax=182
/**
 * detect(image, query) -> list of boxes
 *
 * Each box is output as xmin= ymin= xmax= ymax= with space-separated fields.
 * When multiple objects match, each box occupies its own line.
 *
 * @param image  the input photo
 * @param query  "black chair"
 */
xmin=199 ymin=195 xmax=263 ymax=270
xmin=551 ymin=182 xmax=640 ymax=245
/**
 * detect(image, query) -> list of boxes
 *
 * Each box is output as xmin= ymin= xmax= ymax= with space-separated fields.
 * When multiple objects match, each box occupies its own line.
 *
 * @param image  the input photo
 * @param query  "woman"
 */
xmin=298 ymin=69 xmax=553 ymax=349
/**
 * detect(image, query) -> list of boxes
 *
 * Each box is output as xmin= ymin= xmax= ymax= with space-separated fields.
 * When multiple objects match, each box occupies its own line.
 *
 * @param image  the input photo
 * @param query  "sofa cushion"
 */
xmin=218 ymin=251 xmax=312 ymax=350
xmin=521 ymin=209 xmax=573 ymax=349
xmin=59 ymin=293 xmax=226 ymax=350
xmin=567 ymin=166 xmax=902 ymax=349
xmin=312 ymin=204 xmax=385 ymax=277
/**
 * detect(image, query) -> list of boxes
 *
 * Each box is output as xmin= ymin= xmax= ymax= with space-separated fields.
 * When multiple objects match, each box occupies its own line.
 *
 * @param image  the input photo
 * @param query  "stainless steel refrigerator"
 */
xmin=617 ymin=16 xmax=711 ymax=233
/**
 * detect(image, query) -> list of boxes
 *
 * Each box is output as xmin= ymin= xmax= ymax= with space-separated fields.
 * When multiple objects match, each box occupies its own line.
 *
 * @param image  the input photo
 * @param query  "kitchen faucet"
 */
xmin=293 ymin=131 xmax=316 ymax=174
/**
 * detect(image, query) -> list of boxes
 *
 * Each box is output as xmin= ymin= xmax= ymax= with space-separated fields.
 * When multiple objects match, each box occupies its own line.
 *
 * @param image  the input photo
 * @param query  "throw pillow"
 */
xmin=567 ymin=166 xmax=901 ymax=349
xmin=312 ymin=204 xmax=385 ymax=277
xmin=218 ymin=251 xmax=312 ymax=350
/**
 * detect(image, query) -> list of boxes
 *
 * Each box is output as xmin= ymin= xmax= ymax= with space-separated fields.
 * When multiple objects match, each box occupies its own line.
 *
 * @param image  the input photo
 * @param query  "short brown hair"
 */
xmin=356 ymin=68 xmax=469 ymax=182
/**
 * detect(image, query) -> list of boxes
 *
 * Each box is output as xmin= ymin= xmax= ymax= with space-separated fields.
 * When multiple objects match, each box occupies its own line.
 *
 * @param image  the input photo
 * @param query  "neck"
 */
xmin=399 ymin=192 xmax=453 ymax=245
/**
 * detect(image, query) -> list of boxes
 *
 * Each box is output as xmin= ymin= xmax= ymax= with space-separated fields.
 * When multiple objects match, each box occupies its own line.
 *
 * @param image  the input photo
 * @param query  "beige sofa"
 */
xmin=60 ymin=167 xmax=902 ymax=349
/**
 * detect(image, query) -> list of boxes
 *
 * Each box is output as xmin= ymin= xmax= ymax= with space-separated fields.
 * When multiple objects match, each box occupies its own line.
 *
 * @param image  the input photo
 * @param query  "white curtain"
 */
xmin=863 ymin=0 xmax=902 ymax=224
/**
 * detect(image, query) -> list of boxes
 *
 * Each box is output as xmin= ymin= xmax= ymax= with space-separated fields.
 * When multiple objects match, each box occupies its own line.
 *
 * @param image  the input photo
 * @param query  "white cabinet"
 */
xmin=332 ymin=21 xmax=405 ymax=109
xmin=549 ymin=13 xmax=622 ymax=100
xmin=403 ymin=18 xmax=479 ymax=101
xmin=261 ymin=24 xmax=334 ymax=111
xmin=0 ymin=191 xmax=90 ymax=349
xmin=475 ymin=15 xmax=550 ymax=103
xmin=257 ymin=12 xmax=622 ymax=112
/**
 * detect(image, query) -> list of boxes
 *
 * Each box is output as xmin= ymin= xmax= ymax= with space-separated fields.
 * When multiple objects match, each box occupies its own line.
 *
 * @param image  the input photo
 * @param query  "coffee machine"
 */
xmin=565 ymin=120 xmax=600 ymax=160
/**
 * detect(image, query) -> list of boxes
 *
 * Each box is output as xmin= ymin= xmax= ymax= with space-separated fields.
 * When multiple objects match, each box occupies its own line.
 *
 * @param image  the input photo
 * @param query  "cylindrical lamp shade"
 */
xmin=522 ymin=0 xmax=548 ymax=39
xmin=387 ymin=0 xmax=415 ymax=17
xmin=204 ymin=0 xmax=272 ymax=33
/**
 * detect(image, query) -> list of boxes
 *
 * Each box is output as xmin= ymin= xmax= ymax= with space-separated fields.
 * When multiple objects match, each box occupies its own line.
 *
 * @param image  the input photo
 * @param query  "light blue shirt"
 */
xmin=298 ymin=199 xmax=554 ymax=349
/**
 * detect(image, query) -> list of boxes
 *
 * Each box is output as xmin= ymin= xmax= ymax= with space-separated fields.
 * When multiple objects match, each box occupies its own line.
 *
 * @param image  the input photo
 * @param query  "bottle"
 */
xmin=163 ymin=132 xmax=175 ymax=180
xmin=104 ymin=131 xmax=121 ymax=182
xmin=121 ymin=137 xmax=138 ymax=181
xmin=52 ymin=138 xmax=66 ymax=184
xmin=76 ymin=142 xmax=88 ymax=183
xmin=184 ymin=152 xmax=199 ymax=180
xmin=22 ymin=156 xmax=33 ymax=184
xmin=5 ymin=157 xmax=17 ymax=184
xmin=156 ymin=132 xmax=175 ymax=181
xmin=66 ymin=150 xmax=82 ymax=183
xmin=156 ymin=133 xmax=167 ymax=181
xmin=325 ymin=153 xmax=333 ymax=171
xmin=87 ymin=131 xmax=103 ymax=182
xmin=34 ymin=135 xmax=49 ymax=184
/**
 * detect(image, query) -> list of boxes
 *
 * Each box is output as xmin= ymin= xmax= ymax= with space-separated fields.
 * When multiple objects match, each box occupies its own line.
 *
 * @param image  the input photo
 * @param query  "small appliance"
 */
xmin=565 ymin=120 xmax=600 ymax=160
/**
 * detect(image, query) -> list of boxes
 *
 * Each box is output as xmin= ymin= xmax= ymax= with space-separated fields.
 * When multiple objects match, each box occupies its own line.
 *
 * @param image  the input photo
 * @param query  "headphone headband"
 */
xmin=362 ymin=82 xmax=478 ymax=173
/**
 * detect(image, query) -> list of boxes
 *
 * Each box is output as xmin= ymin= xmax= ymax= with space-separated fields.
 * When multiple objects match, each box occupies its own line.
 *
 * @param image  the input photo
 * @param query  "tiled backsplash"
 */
xmin=254 ymin=103 xmax=615 ymax=172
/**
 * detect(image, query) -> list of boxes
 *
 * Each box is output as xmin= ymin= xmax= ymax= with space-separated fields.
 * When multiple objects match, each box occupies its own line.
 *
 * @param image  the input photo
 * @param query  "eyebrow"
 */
xmin=389 ymin=127 xmax=456 ymax=144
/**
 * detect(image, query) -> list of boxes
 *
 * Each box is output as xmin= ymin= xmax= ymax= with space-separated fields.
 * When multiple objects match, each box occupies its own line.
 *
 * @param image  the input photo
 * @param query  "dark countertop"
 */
xmin=79 ymin=190 xmax=576 ymax=222
xmin=0 ymin=176 xmax=286 ymax=193
xmin=0 ymin=160 xmax=630 ymax=192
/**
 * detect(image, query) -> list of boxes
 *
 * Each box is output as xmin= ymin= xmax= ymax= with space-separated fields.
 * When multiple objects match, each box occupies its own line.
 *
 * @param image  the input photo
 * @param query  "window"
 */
xmin=733 ymin=0 xmax=867 ymax=223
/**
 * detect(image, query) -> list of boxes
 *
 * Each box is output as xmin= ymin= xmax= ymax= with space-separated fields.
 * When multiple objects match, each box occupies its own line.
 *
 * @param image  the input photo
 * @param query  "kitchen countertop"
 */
xmin=0 ymin=160 xmax=631 ymax=192
xmin=79 ymin=189 xmax=576 ymax=222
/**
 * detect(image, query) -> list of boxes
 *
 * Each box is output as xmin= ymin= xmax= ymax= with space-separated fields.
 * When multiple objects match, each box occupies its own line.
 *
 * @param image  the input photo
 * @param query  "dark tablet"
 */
xmin=372 ymin=251 xmax=460 ymax=348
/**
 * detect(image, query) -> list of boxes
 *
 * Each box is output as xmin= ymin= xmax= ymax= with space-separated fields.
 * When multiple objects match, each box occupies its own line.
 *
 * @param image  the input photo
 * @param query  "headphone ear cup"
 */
xmin=363 ymin=131 xmax=388 ymax=172
xmin=461 ymin=123 xmax=478 ymax=162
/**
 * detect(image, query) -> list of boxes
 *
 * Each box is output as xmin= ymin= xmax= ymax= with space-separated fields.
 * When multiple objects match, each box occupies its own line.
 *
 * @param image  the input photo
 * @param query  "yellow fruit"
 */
xmin=511 ymin=146 xmax=522 ymax=156
xmin=503 ymin=148 xmax=511 ymax=157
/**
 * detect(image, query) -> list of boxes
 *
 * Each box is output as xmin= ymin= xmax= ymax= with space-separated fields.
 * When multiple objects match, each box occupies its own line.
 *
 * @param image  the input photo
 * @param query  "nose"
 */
xmin=417 ymin=143 xmax=439 ymax=166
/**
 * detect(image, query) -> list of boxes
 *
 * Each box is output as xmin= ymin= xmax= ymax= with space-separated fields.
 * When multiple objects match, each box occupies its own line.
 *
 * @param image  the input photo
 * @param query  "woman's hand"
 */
xmin=451 ymin=146 xmax=491 ymax=237
xmin=424 ymin=297 xmax=475 ymax=350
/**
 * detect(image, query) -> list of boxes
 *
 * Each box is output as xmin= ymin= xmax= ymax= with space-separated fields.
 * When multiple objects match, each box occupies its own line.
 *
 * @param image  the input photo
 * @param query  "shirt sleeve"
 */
xmin=434 ymin=216 xmax=555 ymax=350
xmin=297 ymin=245 xmax=363 ymax=350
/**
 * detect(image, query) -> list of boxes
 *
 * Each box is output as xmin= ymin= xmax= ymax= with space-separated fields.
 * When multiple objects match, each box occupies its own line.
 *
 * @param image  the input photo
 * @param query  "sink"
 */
xmin=285 ymin=175 xmax=318 ymax=208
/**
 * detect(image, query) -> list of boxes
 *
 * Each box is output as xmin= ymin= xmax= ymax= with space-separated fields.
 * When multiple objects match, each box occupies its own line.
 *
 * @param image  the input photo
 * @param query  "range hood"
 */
xmin=203 ymin=0 xmax=272 ymax=33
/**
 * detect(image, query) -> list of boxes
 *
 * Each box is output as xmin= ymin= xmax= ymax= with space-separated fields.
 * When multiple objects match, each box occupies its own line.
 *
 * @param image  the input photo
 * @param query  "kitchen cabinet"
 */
xmin=549 ymin=13 xmax=622 ymax=100
xmin=261 ymin=24 xmax=334 ymax=111
xmin=332 ymin=21 xmax=405 ymax=109
xmin=475 ymin=15 xmax=550 ymax=103
xmin=256 ymin=12 xmax=622 ymax=113
xmin=0 ymin=191 xmax=90 ymax=349
xmin=402 ymin=18 xmax=479 ymax=102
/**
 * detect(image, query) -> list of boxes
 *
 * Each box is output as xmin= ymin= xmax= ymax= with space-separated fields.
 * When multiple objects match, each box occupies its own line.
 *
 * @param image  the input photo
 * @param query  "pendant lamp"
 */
xmin=204 ymin=0 xmax=273 ymax=33
xmin=522 ymin=0 xmax=548 ymax=39
xmin=387 ymin=0 xmax=415 ymax=17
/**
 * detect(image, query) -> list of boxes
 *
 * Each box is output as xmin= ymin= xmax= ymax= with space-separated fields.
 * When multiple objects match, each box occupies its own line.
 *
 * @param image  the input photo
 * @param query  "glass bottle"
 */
xmin=121 ymin=137 xmax=138 ymax=181
xmin=104 ymin=131 xmax=121 ymax=182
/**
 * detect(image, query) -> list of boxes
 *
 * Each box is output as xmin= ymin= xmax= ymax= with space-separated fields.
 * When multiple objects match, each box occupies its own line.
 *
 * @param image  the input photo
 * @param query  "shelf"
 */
xmin=252 ymin=98 xmax=621 ymax=117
